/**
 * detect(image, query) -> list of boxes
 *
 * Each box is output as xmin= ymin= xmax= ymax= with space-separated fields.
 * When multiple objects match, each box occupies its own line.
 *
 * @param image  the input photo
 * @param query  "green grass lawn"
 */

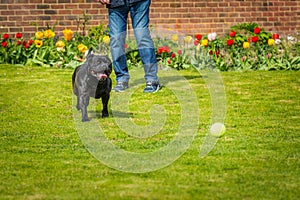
xmin=0 ymin=64 xmax=299 ymax=199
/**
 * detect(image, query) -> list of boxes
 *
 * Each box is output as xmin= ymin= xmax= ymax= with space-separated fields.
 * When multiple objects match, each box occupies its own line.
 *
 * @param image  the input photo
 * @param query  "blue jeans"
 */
xmin=108 ymin=0 xmax=159 ymax=83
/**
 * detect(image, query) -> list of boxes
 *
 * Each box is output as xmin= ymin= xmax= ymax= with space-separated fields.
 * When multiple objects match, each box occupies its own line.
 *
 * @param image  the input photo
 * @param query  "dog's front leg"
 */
xmin=79 ymin=95 xmax=90 ymax=122
xmin=101 ymin=94 xmax=110 ymax=118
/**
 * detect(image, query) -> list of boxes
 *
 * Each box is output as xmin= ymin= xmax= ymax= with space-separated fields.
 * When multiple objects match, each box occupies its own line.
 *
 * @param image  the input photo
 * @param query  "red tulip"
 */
xmin=2 ymin=41 xmax=8 ymax=47
xmin=195 ymin=34 xmax=202 ymax=41
xmin=227 ymin=39 xmax=234 ymax=46
xmin=272 ymin=33 xmax=280 ymax=39
xmin=15 ymin=32 xmax=23 ymax=38
xmin=3 ymin=34 xmax=9 ymax=40
xmin=194 ymin=39 xmax=199 ymax=46
xmin=229 ymin=31 xmax=236 ymax=37
xmin=157 ymin=46 xmax=170 ymax=54
xmin=252 ymin=36 xmax=259 ymax=43
xmin=24 ymin=43 xmax=30 ymax=49
xmin=254 ymin=27 xmax=260 ymax=34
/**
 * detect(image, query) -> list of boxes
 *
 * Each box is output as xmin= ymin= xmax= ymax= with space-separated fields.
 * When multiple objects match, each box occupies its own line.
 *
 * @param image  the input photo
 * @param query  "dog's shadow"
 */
xmin=89 ymin=110 xmax=132 ymax=119
xmin=89 ymin=72 xmax=203 ymax=120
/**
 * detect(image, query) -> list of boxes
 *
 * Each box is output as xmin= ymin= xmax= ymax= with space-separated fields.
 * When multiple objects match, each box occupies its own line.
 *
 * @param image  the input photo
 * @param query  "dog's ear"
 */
xmin=85 ymin=48 xmax=93 ymax=58
xmin=106 ymin=62 xmax=112 ymax=76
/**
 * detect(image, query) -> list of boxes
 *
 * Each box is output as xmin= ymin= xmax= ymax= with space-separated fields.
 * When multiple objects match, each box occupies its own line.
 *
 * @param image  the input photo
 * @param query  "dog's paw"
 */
xmin=102 ymin=113 xmax=109 ymax=118
xmin=82 ymin=118 xmax=90 ymax=122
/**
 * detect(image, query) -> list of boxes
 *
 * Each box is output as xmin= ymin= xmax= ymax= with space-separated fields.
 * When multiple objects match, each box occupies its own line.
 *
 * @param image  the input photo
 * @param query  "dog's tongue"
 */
xmin=97 ymin=73 xmax=107 ymax=79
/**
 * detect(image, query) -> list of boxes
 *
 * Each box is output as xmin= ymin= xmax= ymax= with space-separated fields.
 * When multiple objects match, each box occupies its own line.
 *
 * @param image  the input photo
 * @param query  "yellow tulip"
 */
xmin=184 ymin=36 xmax=193 ymax=44
xmin=201 ymin=39 xmax=209 ymax=47
xmin=63 ymin=29 xmax=74 ymax=41
xmin=103 ymin=36 xmax=110 ymax=44
xmin=268 ymin=38 xmax=275 ymax=46
xmin=171 ymin=34 xmax=178 ymax=42
xmin=78 ymin=44 xmax=88 ymax=53
xmin=243 ymin=41 xmax=250 ymax=49
xmin=43 ymin=29 xmax=55 ymax=38
xmin=34 ymin=40 xmax=43 ymax=48
xmin=35 ymin=31 xmax=43 ymax=40
xmin=56 ymin=40 xmax=65 ymax=48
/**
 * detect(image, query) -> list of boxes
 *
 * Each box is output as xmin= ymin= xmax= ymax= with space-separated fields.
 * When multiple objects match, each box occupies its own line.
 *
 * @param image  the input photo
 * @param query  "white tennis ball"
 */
xmin=209 ymin=123 xmax=226 ymax=137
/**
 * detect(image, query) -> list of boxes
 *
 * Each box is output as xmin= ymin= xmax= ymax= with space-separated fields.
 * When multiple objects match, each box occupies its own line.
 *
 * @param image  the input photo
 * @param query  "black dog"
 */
xmin=72 ymin=49 xmax=112 ymax=122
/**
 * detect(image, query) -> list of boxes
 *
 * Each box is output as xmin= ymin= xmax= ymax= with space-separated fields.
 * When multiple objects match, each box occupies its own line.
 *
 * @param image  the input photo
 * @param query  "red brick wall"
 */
xmin=0 ymin=0 xmax=299 ymax=38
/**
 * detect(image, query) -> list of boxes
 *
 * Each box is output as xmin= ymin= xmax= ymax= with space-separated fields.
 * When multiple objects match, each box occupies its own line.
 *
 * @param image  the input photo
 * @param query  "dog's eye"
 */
xmin=91 ymin=70 xmax=96 ymax=75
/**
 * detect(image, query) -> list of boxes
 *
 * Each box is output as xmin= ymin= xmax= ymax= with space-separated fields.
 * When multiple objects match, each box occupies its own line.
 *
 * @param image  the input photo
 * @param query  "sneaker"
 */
xmin=143 ymin=82 xmax=161 ymax=93
xmin=114 ymin=82 xmax=128 ymax=92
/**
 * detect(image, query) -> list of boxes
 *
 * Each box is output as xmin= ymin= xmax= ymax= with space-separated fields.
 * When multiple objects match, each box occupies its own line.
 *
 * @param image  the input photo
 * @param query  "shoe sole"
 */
xmin=113 ymin=88 xmax=127 ymax=92
xmin=143 ymin=85 xmax=161 ymax=93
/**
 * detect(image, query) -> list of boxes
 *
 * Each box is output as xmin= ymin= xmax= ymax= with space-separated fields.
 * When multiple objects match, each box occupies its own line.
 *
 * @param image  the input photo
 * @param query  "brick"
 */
xmin=182 ymin=3 xmax=194 ymax=8
xmin=44 ymin=0 xmax=57 ymax=3
xmin=24 ymin=27 xmax=38 ymax=32
xmin=87 ymin=9 xmax=99 ymax=15
xmin=66 ymin=15 xmax=78 ymax=20
xmin=0 ymin=16 xmax=8 ymax=21
xmin=72 ymin=9 xmax=85 ymax=15
xmin=59 ymin=21 xmax=72 ymax=26
xmin=235 ymin=7 xmax=246 ymax=12
xmin=65 ymin=4 xmax=78 ymax=9
xmin=51 ymin=5 xmax=64 ymax=9
xmin=79 ymin=4 xmax=92 ymax=9
xmin=218 ymin=2 xmax=228 ymax=7
xmin=15 ymin=0 xmax=27 ymax=4
xmin=268 ymin=17 xmax=279 ymax=22
xmin=1 ymin=10 xmax=14 ymax=15
xmin=23 ymin=16 xmax=38 ymax=21
xmin=207 ymin=2 xmax=218 ymax=7
xmin=0 ymin=5 xmax=8 ymax=10
xmin=37 ymin=5 xmax=50 ymax=9
xmin=45 ymin=10 xmax=57 ymax=15
xmin=8 ymin=16 xmax=20 ymax=21
xmin=0 ymin=27 xmax=9 ymax=33
xmin=28 ymin=0 xmax=43 ymax=3
xmin=285 ymin=2 xmax=297 ymax=6
xmin=38 ymin=16 xmax=51 ymax=20
xmin=10 ymin=27 xmax=22 ymax=32
xmin=170 ymin=3 xmax=181 ymax=8
xmin=1 ymin=0 xmax=14 ymax=3
xmin=193 ymin=2 xmax=206 ymax=7
xmin=29 ymin=10 xmax=43 ymax=16
xmin=279 ymin=7 xmax=290 ymax=11
xmin=263 ymin=12 xmax=274 ymax=17
xmin=59 ymin=0 xmax=71 ymax=3
xmin=229 ymin=2 xmax=239 ymax=7
xmin=58 ymin=10 xmax=72 ymax=15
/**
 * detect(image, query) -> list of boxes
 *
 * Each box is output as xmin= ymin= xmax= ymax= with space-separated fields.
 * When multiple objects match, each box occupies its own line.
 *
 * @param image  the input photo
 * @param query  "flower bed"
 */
xmin=1 ymin=23 xmax=299 ymax=70
xmin=153 ymin=23 xmax=300 ymax=71
xmin=0 ymin=25 xmax=110 ymax=68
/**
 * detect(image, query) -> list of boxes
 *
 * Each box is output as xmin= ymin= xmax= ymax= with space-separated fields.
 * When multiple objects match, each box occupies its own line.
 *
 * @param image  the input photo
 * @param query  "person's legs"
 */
xmin=130 ymin=0 xmax=159 ymax=85
xmin=108 ymin=6 xmax=130 ymax=84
